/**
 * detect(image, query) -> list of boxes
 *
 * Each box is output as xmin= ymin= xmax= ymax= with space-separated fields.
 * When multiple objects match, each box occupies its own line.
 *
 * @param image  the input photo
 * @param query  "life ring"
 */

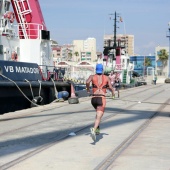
xmin=4 ymin=11 xmax=15 ymax=23
xmin=11 ymin=51 xmax=18 ymax=61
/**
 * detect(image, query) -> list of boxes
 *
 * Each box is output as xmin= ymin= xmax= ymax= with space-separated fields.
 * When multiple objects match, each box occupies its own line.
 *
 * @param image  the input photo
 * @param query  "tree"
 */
xmin=51 ymin=40 xmax=58 ymax=45
xmin=67 ymin=52 xmax=72 ymax=61
xmin=144 ymin=57 xmax=152 ymax=67
xmin=74 ymin=51 xmax=79 ymax=61
xmin=157 ymin=49 xmax=168 ymax=66
xmin=143 ymin=57 xmax=152 ymax=76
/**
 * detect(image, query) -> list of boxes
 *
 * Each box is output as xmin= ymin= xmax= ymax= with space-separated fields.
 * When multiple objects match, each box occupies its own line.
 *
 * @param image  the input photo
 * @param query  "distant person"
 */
xmin=115 ymin=72 xmax=121 ymax=98
xmin=153 ymin=74 xmax=157 ymax=85
xmin=109 ymin=70 xmax=116 ymax=97
xmin=109 ymin=70 xmax=116 ymax=87
xmin=86 ymin=64 xmax=115 ymax=142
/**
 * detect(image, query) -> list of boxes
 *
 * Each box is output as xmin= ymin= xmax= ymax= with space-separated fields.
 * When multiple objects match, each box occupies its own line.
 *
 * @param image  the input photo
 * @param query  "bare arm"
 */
xmin=107 ymin=76 xmax=115 ymax=96
xmin=86 ymin=75 xmax=93 ymax=93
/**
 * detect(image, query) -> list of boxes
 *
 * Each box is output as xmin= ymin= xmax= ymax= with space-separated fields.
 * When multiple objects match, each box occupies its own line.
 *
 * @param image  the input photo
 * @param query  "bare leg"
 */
xmin=94 ymin=111 xmax=104 ymax=130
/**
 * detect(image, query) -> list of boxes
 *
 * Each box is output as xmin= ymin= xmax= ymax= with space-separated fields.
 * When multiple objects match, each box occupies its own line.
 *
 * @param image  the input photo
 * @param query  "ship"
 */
xmin=102 ymin=12 xmax=134 ymax=83
xmin=0 ymin=0 xmax=78 ymax=115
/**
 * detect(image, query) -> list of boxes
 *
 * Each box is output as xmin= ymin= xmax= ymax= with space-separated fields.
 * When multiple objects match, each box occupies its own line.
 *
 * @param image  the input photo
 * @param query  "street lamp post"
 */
xmin=143 ymin=56 xmax=145 ymax=76
xmin=167 ymin=22 xmax=170 ymax=78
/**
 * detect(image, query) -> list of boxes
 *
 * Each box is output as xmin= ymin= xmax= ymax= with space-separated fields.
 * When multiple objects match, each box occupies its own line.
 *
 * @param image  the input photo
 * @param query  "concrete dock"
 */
xmin=0 ymin=84 xmax=170 ymax=170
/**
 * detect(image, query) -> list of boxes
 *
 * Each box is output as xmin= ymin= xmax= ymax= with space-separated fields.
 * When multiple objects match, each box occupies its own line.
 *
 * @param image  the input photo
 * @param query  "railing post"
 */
xmin=167 ymin=23 xmax=170 ymax=78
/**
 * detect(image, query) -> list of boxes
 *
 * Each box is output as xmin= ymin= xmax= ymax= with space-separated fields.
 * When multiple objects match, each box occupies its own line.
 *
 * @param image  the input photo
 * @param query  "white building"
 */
xmin=73 ymin=38 xmax=97 ymax=62
xmin=155 ymin=46 xmax=169 ymax=77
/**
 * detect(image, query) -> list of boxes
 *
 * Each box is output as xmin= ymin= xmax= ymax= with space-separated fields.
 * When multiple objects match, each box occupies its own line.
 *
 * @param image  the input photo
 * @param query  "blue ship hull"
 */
xmin=0 ymin=61 xmax=71 ymax=114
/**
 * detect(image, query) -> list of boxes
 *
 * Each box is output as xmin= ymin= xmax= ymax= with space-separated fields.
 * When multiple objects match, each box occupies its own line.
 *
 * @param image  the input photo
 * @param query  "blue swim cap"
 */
xmin=96 ymin=64 xmax=103 ymax=74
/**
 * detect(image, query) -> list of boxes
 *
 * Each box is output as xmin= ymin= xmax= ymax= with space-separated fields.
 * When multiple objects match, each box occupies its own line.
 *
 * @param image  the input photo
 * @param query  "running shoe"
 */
xmin=95 ymin=127 xmax=100 ymax=135
xmin=90 ymin=128 xmax=96 ymax=141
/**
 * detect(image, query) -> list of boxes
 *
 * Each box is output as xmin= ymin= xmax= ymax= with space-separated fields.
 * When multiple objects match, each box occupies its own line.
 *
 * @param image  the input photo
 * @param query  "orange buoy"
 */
xmin=4 ymin=11 xmax=15 ymax=23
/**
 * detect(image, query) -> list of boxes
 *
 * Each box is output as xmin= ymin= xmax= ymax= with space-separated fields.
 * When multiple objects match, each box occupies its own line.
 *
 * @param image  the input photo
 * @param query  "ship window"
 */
xmin=4 ymin=1 xmax=10 ymax=12
xmin=0 ymin=45 xmax=3 ymax=55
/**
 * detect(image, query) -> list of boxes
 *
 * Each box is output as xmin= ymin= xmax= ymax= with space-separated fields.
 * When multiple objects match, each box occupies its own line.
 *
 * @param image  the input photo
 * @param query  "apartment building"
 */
xmin=73 ymin=37 xmax=97 ymax=62
xmin=61 ymin=44 xmax=74 ymax=61
xmin=51 ymin=41 xmax=61 ymax=64
xmin=104 ymin=34 xmax=134 ymax=56
xmin=51 ymin=42 xmax=74 ymax=63
xmin=52 ymin=38 xmax=97 ymax=63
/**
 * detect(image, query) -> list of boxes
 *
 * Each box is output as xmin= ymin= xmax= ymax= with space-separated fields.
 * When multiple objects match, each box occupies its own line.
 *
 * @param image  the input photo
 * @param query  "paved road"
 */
xmin=0 ymin=84 xmax=170 ymax=170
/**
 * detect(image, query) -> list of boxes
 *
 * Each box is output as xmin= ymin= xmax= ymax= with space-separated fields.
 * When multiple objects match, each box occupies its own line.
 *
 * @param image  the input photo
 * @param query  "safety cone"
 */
xmin=71 ymin=83 xmax=76 ymax=98
xmin=68 ymin=83 xmax=79 ymax=104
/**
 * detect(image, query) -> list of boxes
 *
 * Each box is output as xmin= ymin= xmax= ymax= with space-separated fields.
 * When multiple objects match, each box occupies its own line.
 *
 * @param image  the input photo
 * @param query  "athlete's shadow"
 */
xmin=90 ymin=133 xmax=109 ymax=145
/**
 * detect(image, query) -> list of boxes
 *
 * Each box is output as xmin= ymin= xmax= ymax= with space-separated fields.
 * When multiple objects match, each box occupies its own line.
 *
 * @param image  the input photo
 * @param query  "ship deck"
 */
xmin=0 ymin=84 xmax=170 ymax=170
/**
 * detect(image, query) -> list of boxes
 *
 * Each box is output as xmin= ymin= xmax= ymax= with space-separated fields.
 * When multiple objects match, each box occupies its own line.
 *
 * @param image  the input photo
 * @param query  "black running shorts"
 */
xmin=91 ymin=96 xmax=105 ymax=112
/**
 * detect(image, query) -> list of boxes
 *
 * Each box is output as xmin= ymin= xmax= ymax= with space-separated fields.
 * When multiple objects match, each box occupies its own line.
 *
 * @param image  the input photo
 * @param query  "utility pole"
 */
xmin=167 ymin=22 xmax=170 ymax=78
xmin=143 ymin=56 xmax=145 ymax=76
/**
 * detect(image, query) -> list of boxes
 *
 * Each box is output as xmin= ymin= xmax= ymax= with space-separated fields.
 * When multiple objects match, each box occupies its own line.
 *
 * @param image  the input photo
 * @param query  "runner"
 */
xmin=109 ymin=70 xmax=116 ymax=98
xmin=86 ymin=63 xmax=115 ymax=141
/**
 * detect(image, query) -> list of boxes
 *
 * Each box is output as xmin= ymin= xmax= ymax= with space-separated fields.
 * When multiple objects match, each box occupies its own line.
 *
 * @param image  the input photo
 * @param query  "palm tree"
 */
xmin=143 ymin=57 xmax=151 ymax=76
xmin=68 ymin=52 xmax=72 ymax=61
xmin=144 ymin=57 xmax=152 ymax=67
xmin=157 ymin=49 xmax=168 ymax=66
xmin=74 ymin=51 xmax=79 ymax=62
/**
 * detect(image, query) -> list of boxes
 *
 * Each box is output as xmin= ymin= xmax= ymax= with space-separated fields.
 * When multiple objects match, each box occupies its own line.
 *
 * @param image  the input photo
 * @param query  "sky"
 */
xmin=40 ymin=0 xmax=170 ymax=56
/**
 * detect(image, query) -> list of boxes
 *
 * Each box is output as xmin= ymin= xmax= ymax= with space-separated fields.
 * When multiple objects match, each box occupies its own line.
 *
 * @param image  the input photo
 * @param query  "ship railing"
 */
xmin=114 ymin=63 xmax=127 ymax=71
xmin=38 ymin=65 xmax=65 ymax=81
xmin=15 ymin=23 xmax=44 ymax=39
xmin=65 ymin=70 xmax=92 ymax=82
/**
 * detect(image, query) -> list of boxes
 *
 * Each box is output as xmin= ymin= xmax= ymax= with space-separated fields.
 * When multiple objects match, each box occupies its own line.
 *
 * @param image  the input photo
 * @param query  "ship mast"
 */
xmin=103 ymin=11 xmax=125 ymax=72
xmin=113 ymin=11 xmax=117 ymax=51
xmin=103 ymin=11 xmax=118 ymax=61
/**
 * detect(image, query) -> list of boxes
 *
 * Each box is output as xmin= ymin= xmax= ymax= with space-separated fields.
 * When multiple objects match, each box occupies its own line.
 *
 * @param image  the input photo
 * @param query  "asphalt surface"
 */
xmin=0 ymin=84 xmax=170 ymax=170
